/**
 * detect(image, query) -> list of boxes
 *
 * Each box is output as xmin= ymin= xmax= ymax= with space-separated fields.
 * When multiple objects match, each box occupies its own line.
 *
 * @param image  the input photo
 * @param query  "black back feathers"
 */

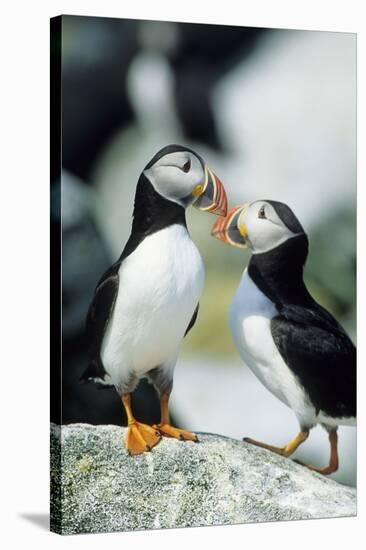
xmin=271 ymin=305 xmax=356 ymax=421
xmin=81 ymin=272 xmax=119 ymax=385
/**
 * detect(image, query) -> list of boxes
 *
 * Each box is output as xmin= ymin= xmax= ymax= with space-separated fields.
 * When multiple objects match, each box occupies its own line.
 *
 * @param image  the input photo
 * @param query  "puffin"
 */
xmin=211 ymin=200 xmax=356 ymax=474
xmin=81 ymin=144 xmax=228 ymax=455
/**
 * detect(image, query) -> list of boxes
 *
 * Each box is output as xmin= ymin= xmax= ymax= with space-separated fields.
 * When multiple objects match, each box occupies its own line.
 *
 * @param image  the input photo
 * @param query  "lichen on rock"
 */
xmin=50 ymin=423 xmax=356 ymax=535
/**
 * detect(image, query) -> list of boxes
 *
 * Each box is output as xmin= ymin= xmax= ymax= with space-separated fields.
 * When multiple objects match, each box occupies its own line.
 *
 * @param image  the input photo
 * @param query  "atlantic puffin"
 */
xmin=81 ymin=144 xmax=228 ymax=455
xmin=211 ymin=200 xmax=356 ymax=474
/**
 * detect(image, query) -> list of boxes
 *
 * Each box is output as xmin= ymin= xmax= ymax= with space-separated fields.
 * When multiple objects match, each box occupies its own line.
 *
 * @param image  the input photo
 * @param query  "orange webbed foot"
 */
xmin=293 ymin=458 xmax=338 ymax=475
xmin=125 ymin=421 xmax=161 ymax=455
xmin=153 ymin=423 xmax=199 ymax=442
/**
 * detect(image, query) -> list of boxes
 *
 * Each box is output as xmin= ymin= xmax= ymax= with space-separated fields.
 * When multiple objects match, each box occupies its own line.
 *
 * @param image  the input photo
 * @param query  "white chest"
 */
xmin=229 ymin=269 xmax=315 ymax=425
xmin=101 ymin=224 xmax=205 ymax=377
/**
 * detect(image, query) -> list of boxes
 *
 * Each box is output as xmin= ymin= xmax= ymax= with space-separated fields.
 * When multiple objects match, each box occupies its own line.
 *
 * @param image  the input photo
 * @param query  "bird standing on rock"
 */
xmin=212 ymin=200 xmax=356 ymax=474
xmin=81 ymin=145 xmax=228 ymax=455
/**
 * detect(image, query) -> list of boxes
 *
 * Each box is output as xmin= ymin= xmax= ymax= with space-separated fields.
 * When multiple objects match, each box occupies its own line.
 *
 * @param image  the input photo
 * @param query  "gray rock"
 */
xmin=50 ymin=423 xmax=356 ymax=535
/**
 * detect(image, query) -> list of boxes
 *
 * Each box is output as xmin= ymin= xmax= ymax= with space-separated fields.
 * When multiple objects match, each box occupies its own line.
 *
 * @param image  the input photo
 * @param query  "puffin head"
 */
xmin=211 ymin=200 xmax=305 ymax=253
xmin=143 ymin=144 xmax=227 ymax=216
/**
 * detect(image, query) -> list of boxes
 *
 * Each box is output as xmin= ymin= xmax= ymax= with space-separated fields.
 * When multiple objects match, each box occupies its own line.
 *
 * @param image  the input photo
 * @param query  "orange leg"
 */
xmin=122 ymin=394 xmax=161 ymax=456
xmin=294 ymin=430 xmax=339 ymax=475
xmin=153 ymin=392 xmax=198 ymax=442
xmin=244 ymin=430 xmax=309 ymax=457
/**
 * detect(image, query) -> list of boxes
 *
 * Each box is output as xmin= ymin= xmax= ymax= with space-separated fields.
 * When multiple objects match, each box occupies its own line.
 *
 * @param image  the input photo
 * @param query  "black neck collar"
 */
xmin=248 ymin=234 xmax=313 ymax=308
xmin=119 ymin=173 xmax=187 ymax=262
xmin=132 ymin=173 xmax=187 ymax=233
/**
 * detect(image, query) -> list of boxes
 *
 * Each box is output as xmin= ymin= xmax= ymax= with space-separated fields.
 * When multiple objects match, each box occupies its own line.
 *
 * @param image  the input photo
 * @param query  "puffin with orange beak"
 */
xmin=212 ymin=200 xmax=356 ymax=475
xmin=81 ymin=144 xmax=227 ymax=455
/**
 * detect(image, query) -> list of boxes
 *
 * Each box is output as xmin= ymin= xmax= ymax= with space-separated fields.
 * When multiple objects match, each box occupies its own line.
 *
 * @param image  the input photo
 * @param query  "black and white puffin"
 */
xmin=81 ymin=144 xmax=228 ymax=455
xmin=211 ymin=200 xmax=356 ymax=474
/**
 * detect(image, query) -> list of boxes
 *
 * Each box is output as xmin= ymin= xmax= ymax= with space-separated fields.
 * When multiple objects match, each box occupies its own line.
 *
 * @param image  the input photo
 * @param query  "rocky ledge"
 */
xmin=50 ymin=423 xmax=356 ymax=535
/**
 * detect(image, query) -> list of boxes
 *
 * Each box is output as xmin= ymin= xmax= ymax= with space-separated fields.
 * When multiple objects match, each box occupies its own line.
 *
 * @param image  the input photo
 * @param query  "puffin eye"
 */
xmin=258 ymin=206 xmax=266 ymax=219
xmin=181 ymin=159 xmax=191 ymax=173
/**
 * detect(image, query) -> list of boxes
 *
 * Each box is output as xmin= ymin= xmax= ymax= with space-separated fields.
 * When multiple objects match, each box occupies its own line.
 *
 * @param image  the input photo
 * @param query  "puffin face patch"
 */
xmin=143 ymin=151 xmax=205 ymax=207
xmin=142 ymin=145 xmax=227 ymax=215
xmin=243 ymin=201 xmax=304 ymax=254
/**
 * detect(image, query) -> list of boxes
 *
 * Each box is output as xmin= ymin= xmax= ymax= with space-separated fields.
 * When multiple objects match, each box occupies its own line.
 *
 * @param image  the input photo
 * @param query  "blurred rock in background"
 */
xmin=61 ymin=16 xmax=138 ymax=182
xmin=57 ymin=16 xmax=356 ymax=485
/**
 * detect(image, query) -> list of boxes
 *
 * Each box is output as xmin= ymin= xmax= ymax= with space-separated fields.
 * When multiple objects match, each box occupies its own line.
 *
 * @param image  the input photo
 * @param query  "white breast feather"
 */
xmin=229 ymin=268 xmax=316 ymax=428
xmin=101 ymin=225 xmax=204 ymax=386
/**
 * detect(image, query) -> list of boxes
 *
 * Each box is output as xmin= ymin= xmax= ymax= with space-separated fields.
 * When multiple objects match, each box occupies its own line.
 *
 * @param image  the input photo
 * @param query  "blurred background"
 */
xmin=54 ymin=15 xmax=356 ymax=485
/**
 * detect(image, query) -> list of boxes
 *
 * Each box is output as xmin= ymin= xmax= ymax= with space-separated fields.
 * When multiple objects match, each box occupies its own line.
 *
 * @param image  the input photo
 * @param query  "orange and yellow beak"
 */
xmin=211 ymin=204 xmax=249 ymax=248
xmin=192 ymin=165 xmax=228 ymax=216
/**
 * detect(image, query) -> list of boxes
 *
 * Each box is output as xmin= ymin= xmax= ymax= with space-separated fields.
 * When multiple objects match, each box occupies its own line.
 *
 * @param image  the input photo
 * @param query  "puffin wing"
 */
xmin=271 ymin=305 xmax=356 ymax=419
xmin=184 ymin=303 xmax=199 ymax=337
xmin=80 ymin=264 xmax=120 ymax=384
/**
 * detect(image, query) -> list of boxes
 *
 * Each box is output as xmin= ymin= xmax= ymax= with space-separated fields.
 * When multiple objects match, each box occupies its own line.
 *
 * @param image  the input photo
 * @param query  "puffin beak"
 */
xmin=192 ymin=165 xmax=228 ymax=216
xmin=211 ymin=204 xmax=249 ymax=248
